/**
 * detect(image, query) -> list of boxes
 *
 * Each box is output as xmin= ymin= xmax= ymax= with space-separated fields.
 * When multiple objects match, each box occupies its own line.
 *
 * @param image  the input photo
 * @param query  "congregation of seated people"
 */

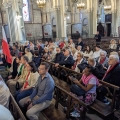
xmin=0 ymin=38 xmax=120 ymax=119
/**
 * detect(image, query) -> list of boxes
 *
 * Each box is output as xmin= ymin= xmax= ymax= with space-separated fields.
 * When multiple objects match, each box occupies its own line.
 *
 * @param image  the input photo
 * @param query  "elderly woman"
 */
xmin=109 ymin=39 xmax=117 ymax=49
xmin=72 ymin=52 xmax=87 ymax=73
xmin=96 ymin=50 xmax=108 ymax=70
xmin=0 ymin=76 xmax=10 ymax=108
xmin=73 ymin=46 xmax=83 ymax=60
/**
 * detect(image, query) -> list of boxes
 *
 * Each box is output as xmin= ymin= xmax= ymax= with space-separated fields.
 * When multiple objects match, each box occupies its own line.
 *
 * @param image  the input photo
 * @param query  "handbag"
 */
xmin=70 ymin=84 xmax=86 ymax=96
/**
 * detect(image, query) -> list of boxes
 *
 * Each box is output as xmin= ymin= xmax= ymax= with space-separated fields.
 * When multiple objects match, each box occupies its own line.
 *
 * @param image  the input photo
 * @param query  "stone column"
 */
xmin=42 ymin=12 xmax=46 ymax=24
xmin=55 ymin=0 xmax=67 ymax=38
xmin=87 ymin=0 xmax=97 ymax=38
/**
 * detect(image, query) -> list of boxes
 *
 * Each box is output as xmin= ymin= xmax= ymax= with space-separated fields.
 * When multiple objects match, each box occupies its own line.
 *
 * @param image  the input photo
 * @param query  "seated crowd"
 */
xmin=0 ymin=38 xmax=120 ymax=119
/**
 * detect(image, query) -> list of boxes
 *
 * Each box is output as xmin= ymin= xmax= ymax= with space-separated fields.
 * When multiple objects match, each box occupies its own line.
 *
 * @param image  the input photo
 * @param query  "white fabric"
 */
xmin=93 ymin=49 xmax=102 ymax=58
xmin=87 ymin=77 xmax=97 ymax=94
xmin=83 ymin=51 xmax=93 ymax=58
xmin=0 ymin=105 xmax=14 ymax=120
xmin=0 ymin=76 xmax=10 ymax=108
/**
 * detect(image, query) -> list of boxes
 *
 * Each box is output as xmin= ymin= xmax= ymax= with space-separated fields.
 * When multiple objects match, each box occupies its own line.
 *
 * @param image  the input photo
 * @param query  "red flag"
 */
xmin=2 ymin=26 xmax=12 ymax=64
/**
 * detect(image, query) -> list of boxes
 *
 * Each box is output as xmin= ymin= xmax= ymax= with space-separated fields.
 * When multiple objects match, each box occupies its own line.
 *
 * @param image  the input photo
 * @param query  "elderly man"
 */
xmin=75 ymin=38 xmax=84 ymax=49
xmin=55 ymin=48 xmax=74 ymax=69
xmin=97 ymin=55 xmax=120 ymax=104
xmin=88 ymin=57 xmax=105 ymax=79
xmin=19 ymin=62 xmax=55 ymax=120
xmin=96 ymin=50 xmax=108 ymax=70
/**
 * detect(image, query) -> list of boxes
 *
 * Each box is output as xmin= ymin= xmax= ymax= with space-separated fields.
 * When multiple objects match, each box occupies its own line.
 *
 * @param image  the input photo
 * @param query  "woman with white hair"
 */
xmin=96 ymin=50 xmax=109 ymax=70
xmin=0 ymin=76 xmax=10 ymax=108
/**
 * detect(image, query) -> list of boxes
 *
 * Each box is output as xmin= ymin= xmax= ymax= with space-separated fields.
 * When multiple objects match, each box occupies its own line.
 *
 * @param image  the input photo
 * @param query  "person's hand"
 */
xmin=27 ymin=103 xmax=33 ymax=110
xmin=25 ymin=98 xmax=31 ymax=105
xmin=73 ymin=80 xmax=79 ymax=85
xmin=8 ymin=75 xmax=12 ymax=79
xmin=20 ymin=87 xmax=24 ymax=92
xmin=55 ymin=63 xmax=59 ymax=67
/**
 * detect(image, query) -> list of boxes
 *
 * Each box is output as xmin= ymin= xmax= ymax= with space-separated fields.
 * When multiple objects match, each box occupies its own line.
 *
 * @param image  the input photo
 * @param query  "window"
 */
xmin=22 ymin=0 xmax=30 ymax=21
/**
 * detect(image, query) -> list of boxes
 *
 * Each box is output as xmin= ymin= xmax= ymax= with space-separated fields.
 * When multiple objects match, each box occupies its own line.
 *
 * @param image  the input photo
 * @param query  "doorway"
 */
xmin=106 ymin=23 xmax=111 ymax=37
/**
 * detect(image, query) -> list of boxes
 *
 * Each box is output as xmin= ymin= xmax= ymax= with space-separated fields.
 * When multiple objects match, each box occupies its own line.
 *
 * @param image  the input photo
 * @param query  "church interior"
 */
xmin=0 ymin=0 xmax=120 ymax=120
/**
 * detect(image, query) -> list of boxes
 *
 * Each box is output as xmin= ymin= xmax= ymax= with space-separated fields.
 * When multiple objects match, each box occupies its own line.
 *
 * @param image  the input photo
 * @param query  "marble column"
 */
xmin=42 ymin=13 xmax=47 ymax=24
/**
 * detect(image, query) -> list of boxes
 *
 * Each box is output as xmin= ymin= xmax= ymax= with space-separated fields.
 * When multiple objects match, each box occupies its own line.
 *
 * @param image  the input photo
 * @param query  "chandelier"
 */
xmin=36 ymin=0 xmax=46 ymax=8
xmin=77 ymin=2 xmax=85 ymax=10
xmin=104 ymin=5 xmax=111 ymax=11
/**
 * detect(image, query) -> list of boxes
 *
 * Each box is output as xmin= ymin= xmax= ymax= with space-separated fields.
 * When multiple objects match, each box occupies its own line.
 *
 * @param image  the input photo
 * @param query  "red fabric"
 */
xmin=59 ymin=42 xmax=64 ymax=49
xmin=102 ymin=63 xmax=119 ymax=80
xmin=24 ymin=72 xmax=30 ymax=89
xmin=99 ymin=58 xmax=106 ymax=64
xmin=2 ymin=26 xmax=12 ymax=64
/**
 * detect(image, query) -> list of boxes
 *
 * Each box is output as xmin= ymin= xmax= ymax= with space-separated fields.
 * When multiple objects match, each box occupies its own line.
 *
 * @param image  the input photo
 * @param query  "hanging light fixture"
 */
xmin=36 ymin=0 xmax=46 ymax=8
xmin=104 ymin=5 xmax=111 ymax=11
xmin=77 ymin=0 xmax=85 ymax=10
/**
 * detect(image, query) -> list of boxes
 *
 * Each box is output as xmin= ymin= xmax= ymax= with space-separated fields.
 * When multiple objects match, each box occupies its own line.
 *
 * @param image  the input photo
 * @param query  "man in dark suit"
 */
xmin=97 ymin=55 xmax=120 ymax=105
xmin=94 ymin=31 xmax=101 ymax=43
xmin=54 ymin=47 xmax=64 ymax=63
xmin=55 ymin=48 xmax=74 ymax=69
xmin=75 ymin=38 xmax=84 ymax=49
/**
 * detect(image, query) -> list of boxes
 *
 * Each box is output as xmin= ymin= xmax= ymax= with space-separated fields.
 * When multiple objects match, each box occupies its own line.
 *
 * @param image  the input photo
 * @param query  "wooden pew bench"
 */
xmin=9 ymin=94 xmax=26 ymax=120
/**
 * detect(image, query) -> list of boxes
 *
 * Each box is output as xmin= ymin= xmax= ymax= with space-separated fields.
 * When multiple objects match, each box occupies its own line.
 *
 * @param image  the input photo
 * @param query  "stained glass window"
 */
xmin=22 ymin=0 xmax=30 ymax=21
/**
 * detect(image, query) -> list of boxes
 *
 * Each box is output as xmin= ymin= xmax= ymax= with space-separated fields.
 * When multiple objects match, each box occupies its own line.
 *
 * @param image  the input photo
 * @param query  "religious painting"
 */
xmin=22 ymin=0 xmax=30 ymax=21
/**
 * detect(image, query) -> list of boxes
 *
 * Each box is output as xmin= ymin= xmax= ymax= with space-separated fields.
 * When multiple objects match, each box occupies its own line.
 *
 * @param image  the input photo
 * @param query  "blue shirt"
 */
xmin=30 ymin=73 xmax=55 ymax=105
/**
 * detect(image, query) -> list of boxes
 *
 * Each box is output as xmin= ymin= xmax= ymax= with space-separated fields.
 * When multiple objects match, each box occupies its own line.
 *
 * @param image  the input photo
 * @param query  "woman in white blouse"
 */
xmin=84 ymin=45 xmax=93 ymax=58
xmin=109 ymin=39 xmax=117 ymax=50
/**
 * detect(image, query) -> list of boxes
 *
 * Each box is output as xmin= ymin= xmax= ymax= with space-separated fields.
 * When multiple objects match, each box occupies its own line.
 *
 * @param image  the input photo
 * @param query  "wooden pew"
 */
xmin=41 ymin=59 xmax=120 ymax=119
xmin=9 ymin=94 xmax=26 ymax=120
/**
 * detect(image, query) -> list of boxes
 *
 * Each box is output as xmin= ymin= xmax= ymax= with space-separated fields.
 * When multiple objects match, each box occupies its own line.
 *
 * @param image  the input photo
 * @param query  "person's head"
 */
xmin=49 ymin=40 xmax=53 ymax=46
xmin=49 ymin=46 xmax=54 ymax=52
xmin=108 ymin=55 xmax=119 ymax=66
xmin=69 ymin=39 xmax=73 ymax=44
xmin=95 ymin=46 xmax=101 ymax=51
xmin=56 ymin=47 xmax=61 ymax=53
xmin=64 ymin=49 xmax=71 ymax=57
xmin=97 ymin=31 xmax=99 ymax=34
xmin=83 ymin=65 xmax=93 ymax=76
xmin=100 ymin=51 xmax=107 ymax=60
xmin=110 ymin=39 xmax=116 ymax=44
xmin=77 ymin=45 xmax=82 ymax=51
xmin=10 ymin=50 xmax=15 ymax=57
xmin=29 ymin=41 xmax=33 ymax=45
xmin=55 ymin=38 xmax=59 ymax=42
xmin=45 ymin=41 xmax=48 ymax=45
xmin=25 ymin=48 xmax=30 ymax=54
xmin=16 ymin=56 xmax=21 ymax=64
xmin=34 ymin=51 xmax=39 ymax=57
xmin=110 ymin=51 xmax=118 ymax=56
xmin=86 ymin=45 xmax=92 ymax=52
xmin=77 ymin=52 xmax=83 ymax=60
xmin=26 ymin=62 xmax=37 ymax=73
xmin=38 ymin=62 xmax=50 ymax=75
xmin=12 ymin=44 xmax=18 ymax=50
xmin=21 ymin=56 xmax=29 ymax=65
xmin=88 ymin=57 xmax=96 ymax=66
xmin=78 ymin=38 xmax=82 ymax=42
xmin=44 ymin=47 xmax=48 ymax=53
